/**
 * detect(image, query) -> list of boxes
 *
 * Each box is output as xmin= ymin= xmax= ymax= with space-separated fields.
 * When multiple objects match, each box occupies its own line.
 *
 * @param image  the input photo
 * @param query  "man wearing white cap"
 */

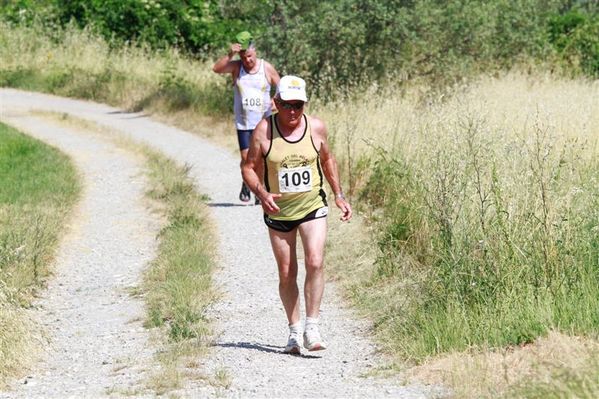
xmin=242 ymin=75 xmax=353 ymax=354
xmin=213 ymin=31 xmax=280 ymax=203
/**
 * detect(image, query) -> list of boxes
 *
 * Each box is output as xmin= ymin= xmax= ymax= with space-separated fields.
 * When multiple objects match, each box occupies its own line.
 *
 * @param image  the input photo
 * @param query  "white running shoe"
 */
xmin=303 ymin=325 xmax=327 ymax=351
xmin=284 ymin=332 xmax=301 ymax=354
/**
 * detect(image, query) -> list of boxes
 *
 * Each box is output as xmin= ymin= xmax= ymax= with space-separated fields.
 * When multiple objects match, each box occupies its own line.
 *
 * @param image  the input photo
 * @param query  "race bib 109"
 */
xmin=278 ymin=166 xmax=312 ymax=193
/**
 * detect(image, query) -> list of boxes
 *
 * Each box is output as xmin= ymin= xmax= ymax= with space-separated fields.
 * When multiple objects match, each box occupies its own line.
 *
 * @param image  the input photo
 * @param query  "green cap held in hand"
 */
xmin=235 ymin=31 xmax=254 ymax=50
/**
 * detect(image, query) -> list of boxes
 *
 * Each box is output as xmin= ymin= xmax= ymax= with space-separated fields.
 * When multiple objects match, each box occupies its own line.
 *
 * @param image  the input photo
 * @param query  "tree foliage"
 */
xmin=548 ymin=8 xmax=599 ymax=76
xmin=1 ymin=0 xmax=597 ymax=94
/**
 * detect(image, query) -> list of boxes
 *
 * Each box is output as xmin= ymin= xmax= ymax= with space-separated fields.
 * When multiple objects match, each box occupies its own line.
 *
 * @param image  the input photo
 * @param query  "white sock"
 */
xmin=305 ymin=317 xmax=319 ymax=329
xmin=289 ymin=322 xmax=301 ymax=335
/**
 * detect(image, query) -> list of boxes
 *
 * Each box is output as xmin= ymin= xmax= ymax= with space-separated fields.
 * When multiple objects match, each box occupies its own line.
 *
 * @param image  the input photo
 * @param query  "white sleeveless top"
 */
xmin=233 ymin=59 xmax=272 ymax=130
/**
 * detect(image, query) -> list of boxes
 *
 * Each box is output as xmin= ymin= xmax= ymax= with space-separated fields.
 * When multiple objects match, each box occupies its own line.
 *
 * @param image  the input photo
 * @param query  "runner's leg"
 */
xmin=297 ymin=217 xmax=327 ymax=318
xmin=238 ymin=131 xmax=252 ymax=202
xmin=268 ymin=228 xmax=301 ymax=325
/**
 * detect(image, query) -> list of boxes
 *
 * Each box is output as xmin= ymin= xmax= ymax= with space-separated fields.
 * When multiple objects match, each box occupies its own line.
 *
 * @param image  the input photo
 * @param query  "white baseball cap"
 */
xmin=277 ymin=75 xmax=308 ymax=102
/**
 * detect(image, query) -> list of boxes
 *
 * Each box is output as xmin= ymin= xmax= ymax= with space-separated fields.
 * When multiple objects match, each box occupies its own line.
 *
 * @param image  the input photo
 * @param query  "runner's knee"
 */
xmin=278 ymin=266 xmax=298 ymax=284
xmin=304 ymin=254 xmax=324 ymax=273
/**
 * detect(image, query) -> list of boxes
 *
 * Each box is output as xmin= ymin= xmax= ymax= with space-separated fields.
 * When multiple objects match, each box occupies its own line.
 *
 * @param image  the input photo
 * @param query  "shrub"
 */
xmin=52 ymin=0 xmax=233 ymax=54
xmin=548 ymin=8 xmax=599 ymax=77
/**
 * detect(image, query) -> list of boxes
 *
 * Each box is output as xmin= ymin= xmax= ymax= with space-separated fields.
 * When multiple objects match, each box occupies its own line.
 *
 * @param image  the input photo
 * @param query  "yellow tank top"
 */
xmin=264 ymin=114 xmax=327 ymax=221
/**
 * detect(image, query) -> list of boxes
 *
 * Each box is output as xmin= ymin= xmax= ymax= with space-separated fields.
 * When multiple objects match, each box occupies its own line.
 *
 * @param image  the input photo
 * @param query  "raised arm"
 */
xmin=242 ymin=118 xmax=281 ymax=214
xmin=311 ymin=116 xmax=352 ymax=222
xmin=212 ymin=43 xmax=241 ymax=78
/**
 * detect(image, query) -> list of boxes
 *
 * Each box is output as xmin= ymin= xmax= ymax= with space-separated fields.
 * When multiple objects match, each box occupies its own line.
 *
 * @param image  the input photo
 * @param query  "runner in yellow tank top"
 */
xmin=264 ymin=113 xmax=327 ymax=223
xmin=242 ymin=75 xmax=352 ymax=354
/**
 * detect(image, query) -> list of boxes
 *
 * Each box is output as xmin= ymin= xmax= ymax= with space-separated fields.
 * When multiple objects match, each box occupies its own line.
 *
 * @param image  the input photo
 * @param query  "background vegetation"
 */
xmin=1 ymin=0 xmax=598 ymax=99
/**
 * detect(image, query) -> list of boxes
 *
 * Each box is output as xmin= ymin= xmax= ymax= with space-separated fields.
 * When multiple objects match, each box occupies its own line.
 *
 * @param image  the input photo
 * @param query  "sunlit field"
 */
xmin=321 ymin=73 xmax=599 ymax=397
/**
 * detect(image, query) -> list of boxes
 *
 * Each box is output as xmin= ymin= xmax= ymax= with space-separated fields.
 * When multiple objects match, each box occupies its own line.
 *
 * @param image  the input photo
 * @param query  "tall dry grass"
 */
xmin=321 ymin=73 xmax=599 ymax=397
xmin=0 ymin=22 xmax=231 ymax=122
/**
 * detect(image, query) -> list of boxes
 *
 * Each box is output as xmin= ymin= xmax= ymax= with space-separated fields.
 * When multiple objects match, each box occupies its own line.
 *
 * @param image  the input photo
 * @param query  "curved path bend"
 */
xmin=0 ymin=89 xmax=443 ymax=398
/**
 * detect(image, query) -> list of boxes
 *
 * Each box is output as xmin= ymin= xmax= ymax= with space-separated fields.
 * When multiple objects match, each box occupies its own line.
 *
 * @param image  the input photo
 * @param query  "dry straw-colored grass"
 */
xmin=1 ymin=22 xmax=239 ymax=154
xmin=0 ymin=282 xmax=36 ymax=388
xmin=407 ymin=331 xmax=599 ymax=399
xmin=316 ymin=71 xmax=598 ymax=178
xmin=322 ymin=72 xmax=599 ymax=398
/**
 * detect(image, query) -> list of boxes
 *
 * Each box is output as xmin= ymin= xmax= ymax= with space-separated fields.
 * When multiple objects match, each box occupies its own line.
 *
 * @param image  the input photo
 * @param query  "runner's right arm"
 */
xmin=212 ymin=44 xmax=242 ymax=80
xmin=242 ymin=119 xmax=281 ymax=214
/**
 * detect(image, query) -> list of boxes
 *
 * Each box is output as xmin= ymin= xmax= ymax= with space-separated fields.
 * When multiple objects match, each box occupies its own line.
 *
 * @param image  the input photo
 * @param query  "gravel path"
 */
xmin=0 ymin=89 xmax=445 ymax=398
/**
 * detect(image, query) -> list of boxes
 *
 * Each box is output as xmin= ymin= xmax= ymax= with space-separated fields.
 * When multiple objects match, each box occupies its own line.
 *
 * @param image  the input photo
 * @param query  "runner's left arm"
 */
xmin=313 ymin=117 xmax=352 ymax=222
xmin=265 ymin=62 xmax=281 ymax=111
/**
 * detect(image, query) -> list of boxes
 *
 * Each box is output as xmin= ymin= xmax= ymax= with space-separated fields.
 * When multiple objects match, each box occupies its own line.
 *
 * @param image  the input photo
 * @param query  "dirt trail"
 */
xmin=0 ymin=89 xmax=444 ymax=398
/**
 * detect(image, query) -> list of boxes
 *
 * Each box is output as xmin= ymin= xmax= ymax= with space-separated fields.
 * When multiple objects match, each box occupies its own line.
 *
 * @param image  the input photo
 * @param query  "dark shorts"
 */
xmin=264 ymin=206 xmax=329 ymax=233
xmin=237 ymin=129 xmax=253 ymax=151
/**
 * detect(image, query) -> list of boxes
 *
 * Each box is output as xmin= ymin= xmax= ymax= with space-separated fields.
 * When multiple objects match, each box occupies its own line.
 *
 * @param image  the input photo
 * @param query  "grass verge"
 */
xmin=0 ymin=121 xmax=80 ymax=386
xmin=142 ymin=151 xmax=218 ymax=394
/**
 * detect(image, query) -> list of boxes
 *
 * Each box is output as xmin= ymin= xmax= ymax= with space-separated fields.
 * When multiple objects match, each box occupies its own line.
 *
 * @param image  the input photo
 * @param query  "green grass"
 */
xmin=142 ymin=152 xmax=218 ymax=392
xmin=0 ymin=122 xmax=79 ymax=206
xmin=0 ymin=122 xmax=80 ymax=386
xmin=359 ymin=117 xmax=599 ymax=361
xmin=143 ymin=153 xmax=216 ymax=340
xmin=0 ymin=122 xmax=80 ymax=296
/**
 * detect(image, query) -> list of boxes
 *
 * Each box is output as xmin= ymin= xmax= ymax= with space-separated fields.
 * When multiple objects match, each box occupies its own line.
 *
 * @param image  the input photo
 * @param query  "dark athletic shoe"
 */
xmin=239 ymin=182 xmax=251 ymax=202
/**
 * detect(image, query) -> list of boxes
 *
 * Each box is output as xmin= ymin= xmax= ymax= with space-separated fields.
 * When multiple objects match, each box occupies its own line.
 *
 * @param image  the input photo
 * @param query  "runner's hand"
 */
xmin=230 ymin=43 xmax=242 ymax=55
xmin=335 ymin=197 xmax=352 ymax=222
xmin=261 ymin=193 xmax=282 ymax=215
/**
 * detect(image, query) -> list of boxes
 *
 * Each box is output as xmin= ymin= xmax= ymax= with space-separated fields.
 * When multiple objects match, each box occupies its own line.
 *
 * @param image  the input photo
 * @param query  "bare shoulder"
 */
xmin=308 ymin=115 xmax=327 ymax=137
xmin=254 ymin=117 xmax=270 ymax=140
xmin=307 ymin=115 xmax=329 ymax=152
xmin=248 ymin=117 xmax=271 ymax=157
xmin=264 ymin=61 xmax=280 ymax=84
xmin=263 ymin=60 xmax=276 ymax=71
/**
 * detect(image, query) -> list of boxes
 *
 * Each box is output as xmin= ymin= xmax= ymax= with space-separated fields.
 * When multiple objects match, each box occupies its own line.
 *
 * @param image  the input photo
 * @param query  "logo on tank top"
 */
xmin=281 ymin=154 xmax=309 ymax=169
